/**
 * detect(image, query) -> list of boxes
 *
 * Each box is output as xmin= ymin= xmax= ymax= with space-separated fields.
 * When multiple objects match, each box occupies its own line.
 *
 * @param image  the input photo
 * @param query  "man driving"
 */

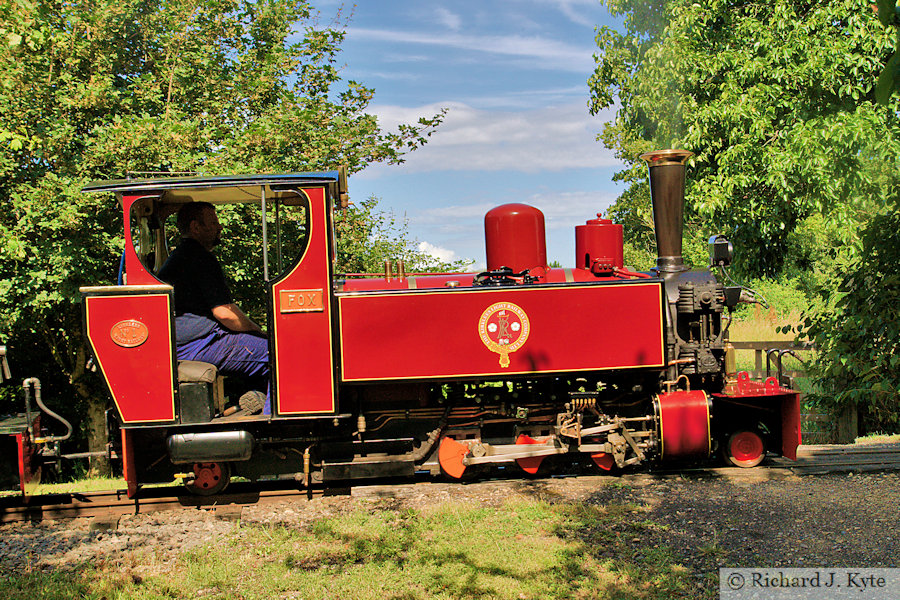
xmin=158 ymin=202 xmax=270 ymax=415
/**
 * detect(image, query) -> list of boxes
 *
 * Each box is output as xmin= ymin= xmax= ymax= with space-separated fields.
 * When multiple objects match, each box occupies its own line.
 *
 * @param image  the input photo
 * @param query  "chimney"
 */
xmin=640 ymin=149 xmax=693 ymax=277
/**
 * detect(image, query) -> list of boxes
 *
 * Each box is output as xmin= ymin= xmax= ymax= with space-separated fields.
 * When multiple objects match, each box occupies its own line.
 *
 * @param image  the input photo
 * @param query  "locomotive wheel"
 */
xmin=723 ymin=430 xmax=766 ymax=468
xmin=437 ymin=437 xmax=486 ymax=481
xmin=515 ymin=434 xmax=549 ymax=475
xmin=186 ymin=462 xmax=231 ymax=495
xmin=590 ymin=452 xmax=615 ymax=472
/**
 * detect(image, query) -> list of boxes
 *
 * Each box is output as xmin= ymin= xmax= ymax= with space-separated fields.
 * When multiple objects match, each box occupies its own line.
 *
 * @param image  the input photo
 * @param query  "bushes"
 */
xmin=732 ymin=276 xmax=812 ymax=321
xmin=800 ymin=207 xmax=900 ymax=435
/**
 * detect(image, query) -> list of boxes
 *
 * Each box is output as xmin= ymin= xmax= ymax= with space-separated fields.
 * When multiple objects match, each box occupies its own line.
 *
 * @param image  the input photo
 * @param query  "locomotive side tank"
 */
xmin=77 ymin=153 xmax=800 ymax=497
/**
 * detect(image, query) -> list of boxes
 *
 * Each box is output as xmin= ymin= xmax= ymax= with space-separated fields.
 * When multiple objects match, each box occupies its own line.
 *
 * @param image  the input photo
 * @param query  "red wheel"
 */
xmin=515 ymin=434 xmax=549 ymax=475
xmin=437 ymin=437 xmax=486 ymax=481
xmin=438 ymin=437 xmax=470 ymax=480
xmin=590 ymin=452 xmax=615 ymax=472
xmin=723 ymin=430 xmax=766 ymax=468
xmin=187 ymin=462 xmax=231 ymax=495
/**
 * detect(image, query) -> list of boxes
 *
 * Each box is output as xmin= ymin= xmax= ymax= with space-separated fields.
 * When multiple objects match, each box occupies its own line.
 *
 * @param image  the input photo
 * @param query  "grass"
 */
xmin=0 ymin=476 xmax=181 ymax=498
xmin=728 ymin=307 xmax=811 ymax=377
xmin=31 ymin=476 xmax=128 ymax=495
xmin=855 ymin=433 xmax=900 ymax=445
xmin=0 ymin=496 xmax=709 ymax=600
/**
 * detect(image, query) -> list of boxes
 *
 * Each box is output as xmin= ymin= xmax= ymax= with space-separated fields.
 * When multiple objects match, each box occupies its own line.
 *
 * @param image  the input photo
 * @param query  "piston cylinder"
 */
xmin=654 ymin=390 xmax=711 ymax=459
xmin=484 ymin=204 xmax=548 ymax=273
xmin=575 ymin=213 xmax=623 ymax=274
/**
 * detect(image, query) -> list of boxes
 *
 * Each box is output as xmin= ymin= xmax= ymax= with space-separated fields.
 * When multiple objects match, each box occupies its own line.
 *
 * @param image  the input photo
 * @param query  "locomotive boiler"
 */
xmin=71 ymin=149 xmax=800 ymax=496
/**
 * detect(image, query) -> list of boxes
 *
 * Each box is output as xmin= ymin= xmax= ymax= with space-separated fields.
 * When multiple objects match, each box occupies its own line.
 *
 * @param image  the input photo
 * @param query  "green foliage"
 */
xmin=590 ymin=0 xmax=900 ymax=429
xmin=590 ymin=0 xmax=900 ymax=278
xmin=874 ymin=0 xmax=900 ymax=104
xmin=800 ymin=206 xmax=900 ymax=434
xmin=732 ymin=276 xmax=812 ymax=321
xmin=334 ymin=196 xmax=473 ymax=275
xmin=0 ymin=0 xmax=442 ymax=455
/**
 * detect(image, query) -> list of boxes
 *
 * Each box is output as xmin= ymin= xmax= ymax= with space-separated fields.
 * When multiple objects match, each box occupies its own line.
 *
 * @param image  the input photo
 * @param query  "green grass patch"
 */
xmin=1 ymin=476 xmax=181 ymax=498
xmin=855 ymin=433 xmax=900 ymax=445
xmin=0 ymin=496 xmax=707 ymax=599
xmin=0 ymin=477 xmax=124 ymax=498
xmin=729 ymin=310 xmax=812 ymax=380
xmin=32 ymin=476 xmax=129 ymax=495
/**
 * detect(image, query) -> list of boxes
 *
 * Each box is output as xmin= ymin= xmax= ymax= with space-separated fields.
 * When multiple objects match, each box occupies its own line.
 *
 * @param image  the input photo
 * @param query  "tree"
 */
xmin=589 ymin=0 xmax=900 ymax=434
xmin=0 ymin=0 xmax=443 ymax=472
xmin=875 ymin=0 xmax=900 ymax=103
xmin=334 ymin=196 xmax=473 ymax=275
xmin=589 ymin=0 xmax=900 ymax=277
xmin=800 ymin=207 xmax=900 ymax=434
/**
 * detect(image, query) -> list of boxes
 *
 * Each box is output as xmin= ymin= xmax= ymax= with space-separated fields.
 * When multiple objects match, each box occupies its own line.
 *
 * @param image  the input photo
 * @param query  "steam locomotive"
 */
xmin=9 ymin=149 xmax=801 ymax=497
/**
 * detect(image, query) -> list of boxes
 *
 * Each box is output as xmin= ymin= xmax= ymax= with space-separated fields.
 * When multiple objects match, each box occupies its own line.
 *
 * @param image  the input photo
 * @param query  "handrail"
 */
xmin=730 ymin=341 xmax=814 ymax=351
xmin=730 ymin=341 xmax=814 ymax=385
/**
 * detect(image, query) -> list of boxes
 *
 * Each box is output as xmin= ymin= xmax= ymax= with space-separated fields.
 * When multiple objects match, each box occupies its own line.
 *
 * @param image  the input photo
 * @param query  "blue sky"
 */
xmin=320 ymin=1 xmax=624 ymax=268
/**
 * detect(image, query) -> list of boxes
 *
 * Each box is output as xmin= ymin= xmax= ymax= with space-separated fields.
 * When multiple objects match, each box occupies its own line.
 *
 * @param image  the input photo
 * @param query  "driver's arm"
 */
xmin=212 ymin=303 xmax=264 ymax=334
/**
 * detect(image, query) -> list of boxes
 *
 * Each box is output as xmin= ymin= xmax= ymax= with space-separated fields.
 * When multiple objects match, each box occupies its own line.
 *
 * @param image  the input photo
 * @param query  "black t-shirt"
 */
xmin=158 ymin=238 xmax=233 ymax=344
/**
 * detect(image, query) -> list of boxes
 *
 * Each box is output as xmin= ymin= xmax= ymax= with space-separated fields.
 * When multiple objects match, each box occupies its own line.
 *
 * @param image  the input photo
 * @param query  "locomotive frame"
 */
xmin=66 ymin=151 xmax=802 ymax=497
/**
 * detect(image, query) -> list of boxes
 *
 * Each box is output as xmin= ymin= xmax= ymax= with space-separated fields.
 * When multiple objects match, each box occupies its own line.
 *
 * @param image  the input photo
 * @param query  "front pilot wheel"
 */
xmin=723 ymin=430 xmax=766 ymax=468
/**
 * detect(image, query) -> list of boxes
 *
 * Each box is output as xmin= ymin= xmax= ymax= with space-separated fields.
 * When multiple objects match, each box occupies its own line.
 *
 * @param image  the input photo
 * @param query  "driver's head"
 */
xmin=176 ymin=202 xmax=222 ymax=250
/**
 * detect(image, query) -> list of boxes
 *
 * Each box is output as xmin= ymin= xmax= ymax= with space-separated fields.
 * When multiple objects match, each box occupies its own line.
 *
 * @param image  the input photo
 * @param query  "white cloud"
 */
xmin=538 ymin=0 xmax=604 ymax=28
xmin=361 ymin=101 xmax=619 ymax=175
xmin=527 ymin=190 xmax=618 ymax=228
xmin=346 ymin=28 xmax=595 ymax=72
xmin=418 ymin=240 xmax=459 ymax=262
xmin=434 ymin=7 xmax=462 ymax=31
xmin=416 ymin=191 xmax=616 ymax=230
xmin=419 ymin=242 xmax=468 ymax=263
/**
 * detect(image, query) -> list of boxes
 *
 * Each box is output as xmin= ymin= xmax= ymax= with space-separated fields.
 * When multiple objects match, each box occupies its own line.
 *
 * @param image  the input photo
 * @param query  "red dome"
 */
xmin=484 ymin=204 xmax=547 ymax=273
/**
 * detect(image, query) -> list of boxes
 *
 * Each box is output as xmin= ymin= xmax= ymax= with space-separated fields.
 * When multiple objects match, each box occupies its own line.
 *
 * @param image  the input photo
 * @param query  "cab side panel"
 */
xmin=270 ymin=187 xmax=337 ymax=414
xmin=84 ymin=289 xmax=176 ymax=424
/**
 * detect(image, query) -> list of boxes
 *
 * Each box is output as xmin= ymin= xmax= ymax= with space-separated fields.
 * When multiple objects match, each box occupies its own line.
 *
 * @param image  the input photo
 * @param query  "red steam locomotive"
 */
xmin=17 ymin=149 xmax=801 ymax=496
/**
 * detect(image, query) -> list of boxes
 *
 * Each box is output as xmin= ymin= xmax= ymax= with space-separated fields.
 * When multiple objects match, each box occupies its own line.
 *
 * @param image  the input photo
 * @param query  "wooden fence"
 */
xmin=729 ymin=340 xmax=813 ymax=384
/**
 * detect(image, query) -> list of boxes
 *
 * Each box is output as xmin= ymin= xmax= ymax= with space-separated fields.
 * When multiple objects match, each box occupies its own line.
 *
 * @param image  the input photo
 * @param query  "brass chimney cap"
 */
xmin=639 ymin=149 xmax=693 ymax=167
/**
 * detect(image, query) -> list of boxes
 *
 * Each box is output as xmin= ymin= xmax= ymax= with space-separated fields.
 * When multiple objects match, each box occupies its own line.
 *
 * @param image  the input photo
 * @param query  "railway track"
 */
xmin=769 ymin=442 xmax=900 ymax=474
xmin=0 ymin=481 xmax=346 ymax=525
xmin=1 ymin=443 xmax=897 ymax=524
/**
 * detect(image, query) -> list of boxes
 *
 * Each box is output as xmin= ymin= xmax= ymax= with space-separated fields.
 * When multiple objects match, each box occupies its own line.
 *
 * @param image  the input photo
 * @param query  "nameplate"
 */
xmin=279 ymin=289 xmax=325 ymax=313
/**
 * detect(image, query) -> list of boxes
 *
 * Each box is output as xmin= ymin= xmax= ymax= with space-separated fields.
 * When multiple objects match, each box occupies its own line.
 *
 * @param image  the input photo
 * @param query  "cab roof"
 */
xmin=83 ymin=172 xmax=346 ymax=205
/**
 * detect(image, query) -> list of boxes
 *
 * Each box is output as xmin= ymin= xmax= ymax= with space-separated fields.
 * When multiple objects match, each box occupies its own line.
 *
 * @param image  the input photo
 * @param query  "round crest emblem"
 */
xmin=110 ymin=319 xmax=149 ymax=348
xmin=477 ymin=302 xmax=530 ymax=368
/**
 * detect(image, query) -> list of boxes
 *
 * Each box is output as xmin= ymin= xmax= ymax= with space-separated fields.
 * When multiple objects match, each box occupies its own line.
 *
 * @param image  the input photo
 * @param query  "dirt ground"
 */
xmin=1 ymin=467 xmax=898 ymax=579
xmin=355 ymin=467 xmax=900 ymax=569
xmin=576 ymin=469 xmax=900 ymax=569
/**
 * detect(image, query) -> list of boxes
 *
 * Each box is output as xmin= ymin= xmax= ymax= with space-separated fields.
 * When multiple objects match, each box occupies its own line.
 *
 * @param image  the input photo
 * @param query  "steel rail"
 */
xmin=0 ymin=482 xmax=343 ymax=524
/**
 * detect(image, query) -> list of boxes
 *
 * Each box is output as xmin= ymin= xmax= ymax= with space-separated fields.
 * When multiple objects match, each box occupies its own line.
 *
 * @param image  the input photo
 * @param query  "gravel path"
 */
xmin=1 ymin=469 xmax=897 ymax=576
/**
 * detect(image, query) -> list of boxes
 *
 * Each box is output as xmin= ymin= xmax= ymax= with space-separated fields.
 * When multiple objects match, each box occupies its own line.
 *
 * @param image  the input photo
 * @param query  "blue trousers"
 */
xmin=176 ymin=327 xmax=272 ymax=415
